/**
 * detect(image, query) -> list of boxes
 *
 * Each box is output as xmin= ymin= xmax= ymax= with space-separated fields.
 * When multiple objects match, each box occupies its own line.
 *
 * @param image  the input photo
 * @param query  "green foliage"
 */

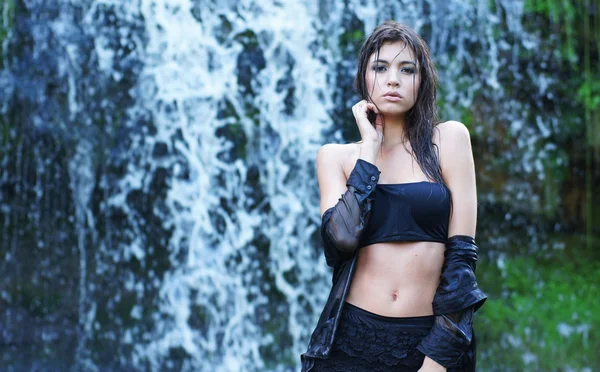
xmin=0 ymin=0 xmax=14 ymax=69
xmin=524 ymin=0 xmax=577 ymax=63
xmin=436 ymin=92 xmax=476 ymax=135
xmin=478 ymin=253 xmax=600 ymax=370
xmin=540 ymin=147 xmax=568 ymax=218
xmin=234 ymin=29 xmax=259 ymax=48
xmin=339 ymin=29 xmax=364 ymax=48
xmin=0 ymin=0 xmax=14 ymax=41
xmin=524 ymin=1 xmax=600 ymax=116
xmin=577 ymin=76 xmax=600 ymax=112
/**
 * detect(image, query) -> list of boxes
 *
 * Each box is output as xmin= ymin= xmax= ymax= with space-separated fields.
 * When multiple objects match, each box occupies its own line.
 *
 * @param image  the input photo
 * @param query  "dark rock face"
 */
xmin=0 ymin=1 xmax=165 ymax=369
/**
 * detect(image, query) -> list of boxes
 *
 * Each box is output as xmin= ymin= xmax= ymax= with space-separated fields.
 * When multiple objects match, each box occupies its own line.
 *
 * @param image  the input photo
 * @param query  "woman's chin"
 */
xmin=379 ymin=110 xmax=408 ymax=118
xmin=375 ymin=102 xmax=411 ymax=116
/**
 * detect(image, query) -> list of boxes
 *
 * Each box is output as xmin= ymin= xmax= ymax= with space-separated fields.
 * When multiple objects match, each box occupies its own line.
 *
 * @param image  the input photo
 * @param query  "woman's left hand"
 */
xmin=417 ymin=356 xmax=447 ymax=372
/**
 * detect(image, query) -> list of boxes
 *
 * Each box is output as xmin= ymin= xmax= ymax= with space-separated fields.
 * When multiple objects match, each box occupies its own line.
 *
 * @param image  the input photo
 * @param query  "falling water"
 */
xmin=128 ymin=1 xmax=333 ymax=369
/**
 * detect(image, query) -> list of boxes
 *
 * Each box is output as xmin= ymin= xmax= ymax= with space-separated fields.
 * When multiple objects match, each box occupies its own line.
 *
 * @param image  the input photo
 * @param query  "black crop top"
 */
xmin=359 ymin=181 xmax=451 ymax=247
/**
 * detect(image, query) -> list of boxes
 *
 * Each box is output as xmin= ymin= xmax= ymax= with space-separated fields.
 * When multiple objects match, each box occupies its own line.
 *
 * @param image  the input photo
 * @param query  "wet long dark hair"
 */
xmin=355 ymin=20 xmax=444 ymax=187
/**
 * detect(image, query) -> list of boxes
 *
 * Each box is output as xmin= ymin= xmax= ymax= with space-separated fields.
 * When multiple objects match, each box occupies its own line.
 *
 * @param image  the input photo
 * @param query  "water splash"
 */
xmin=126 ymin=0 xmax=334 ymax=369
xmin=69 ymin=141 xmax=98 ymax=371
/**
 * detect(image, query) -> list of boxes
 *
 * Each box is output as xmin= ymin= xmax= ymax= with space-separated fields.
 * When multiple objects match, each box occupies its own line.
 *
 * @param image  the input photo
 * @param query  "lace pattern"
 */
xmin=311 ymin=304 xmax=432 ymax=371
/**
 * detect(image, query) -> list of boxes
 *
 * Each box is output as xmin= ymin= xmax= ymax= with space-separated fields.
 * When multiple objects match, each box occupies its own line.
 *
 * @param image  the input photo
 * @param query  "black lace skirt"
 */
xmin=311 ymin=302 xmax=435 ymax=372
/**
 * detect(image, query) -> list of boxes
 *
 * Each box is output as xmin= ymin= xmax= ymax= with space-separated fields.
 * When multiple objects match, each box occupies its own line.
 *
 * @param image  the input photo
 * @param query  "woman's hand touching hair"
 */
xmin=351 ymin=100 xmax=383 ymax=164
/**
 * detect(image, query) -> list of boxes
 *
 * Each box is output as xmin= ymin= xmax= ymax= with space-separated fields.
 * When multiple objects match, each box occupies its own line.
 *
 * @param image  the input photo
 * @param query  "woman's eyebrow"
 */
xmin=372 ymin=59 xmax=416 ymax=65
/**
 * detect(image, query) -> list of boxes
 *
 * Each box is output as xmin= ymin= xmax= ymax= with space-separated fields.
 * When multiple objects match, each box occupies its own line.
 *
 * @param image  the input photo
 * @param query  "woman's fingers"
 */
xmin=352 ymin=100 xmax=375 ymax=121
xmin=365 ymin=102 xmax=378 ymax=114
xmin=352 ymin=100 xmax=383 ymax=144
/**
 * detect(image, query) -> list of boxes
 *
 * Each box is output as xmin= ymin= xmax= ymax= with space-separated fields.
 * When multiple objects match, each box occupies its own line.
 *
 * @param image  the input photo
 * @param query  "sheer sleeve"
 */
xmin=321 ymin=159 xmax=380 ymax=273
xmin=417 ymin=235 xmax=487 ymax=369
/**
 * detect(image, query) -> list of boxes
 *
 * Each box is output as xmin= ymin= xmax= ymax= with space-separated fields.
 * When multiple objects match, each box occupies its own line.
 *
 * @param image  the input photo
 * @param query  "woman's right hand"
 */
xmin=352 ymin=100 xmax=383 ymax=160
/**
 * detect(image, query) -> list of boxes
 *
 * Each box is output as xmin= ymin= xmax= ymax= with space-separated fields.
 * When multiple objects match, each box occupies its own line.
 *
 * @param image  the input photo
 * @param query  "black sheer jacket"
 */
xmin=300 ymin=159 xmax=487 ymax=372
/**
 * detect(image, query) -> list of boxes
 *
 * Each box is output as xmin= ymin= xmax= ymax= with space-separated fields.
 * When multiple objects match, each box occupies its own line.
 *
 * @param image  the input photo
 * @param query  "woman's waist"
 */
xmin=347 ymin=241 xmax=445 ymax=317
xmin=342 ymin=301 xmax=435 ymax=328
xmin=355 ymin=240 xmax=445 ymax=281
xmin=346 ymin=281 xmax=437 ymax=317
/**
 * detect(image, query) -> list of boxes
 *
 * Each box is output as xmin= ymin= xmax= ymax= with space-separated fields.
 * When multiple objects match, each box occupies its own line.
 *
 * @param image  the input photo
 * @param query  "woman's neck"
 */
xmin=380 ymin=115 xmax=407 ymax=152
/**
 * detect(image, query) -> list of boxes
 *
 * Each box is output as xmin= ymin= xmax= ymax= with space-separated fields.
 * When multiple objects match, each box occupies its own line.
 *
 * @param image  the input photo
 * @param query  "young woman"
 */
xmin=301 ymin=21 xmax=487 ymax=372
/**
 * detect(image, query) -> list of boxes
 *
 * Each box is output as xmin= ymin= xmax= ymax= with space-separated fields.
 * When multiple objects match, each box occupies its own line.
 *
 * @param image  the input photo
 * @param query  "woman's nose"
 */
xmin=387 ymin=74 xmax=400 ymax=87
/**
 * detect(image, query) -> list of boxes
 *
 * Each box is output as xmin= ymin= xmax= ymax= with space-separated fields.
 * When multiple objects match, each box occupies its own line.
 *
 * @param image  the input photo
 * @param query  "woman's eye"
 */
xmin=373 ymin=65 xmax=387 ymax=72
xmin=401 ymin=67 xmax=415 ymax=74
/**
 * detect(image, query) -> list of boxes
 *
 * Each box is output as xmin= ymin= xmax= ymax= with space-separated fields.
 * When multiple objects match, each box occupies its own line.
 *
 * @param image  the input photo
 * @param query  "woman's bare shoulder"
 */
xmin=433 ymin=120 xmax=471 ymax=146
xmin=433 ymin=120 xmax=474 ymax=178
xmin=433 ymin=120 xmax=472 ymax=157
xmin=317 ymin=142 xmax=360 ymax=177
xmin=317 ymin=142 xmax=359 ymax=157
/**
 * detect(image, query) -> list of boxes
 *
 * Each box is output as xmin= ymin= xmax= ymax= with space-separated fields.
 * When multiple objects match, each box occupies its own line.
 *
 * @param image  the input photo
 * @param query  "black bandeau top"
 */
xmin=359 ymin=181 xmax=451 ymax=247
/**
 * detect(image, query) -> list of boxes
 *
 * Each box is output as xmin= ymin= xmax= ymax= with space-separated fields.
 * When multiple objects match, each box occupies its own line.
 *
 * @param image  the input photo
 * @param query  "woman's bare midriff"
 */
xmin=345 ymin=241 xmax=445 ymax=317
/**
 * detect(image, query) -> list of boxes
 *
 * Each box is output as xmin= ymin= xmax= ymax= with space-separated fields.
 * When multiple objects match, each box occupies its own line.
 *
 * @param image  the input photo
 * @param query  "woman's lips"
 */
xmin=383 ymin=95 xmax=402 ymax=102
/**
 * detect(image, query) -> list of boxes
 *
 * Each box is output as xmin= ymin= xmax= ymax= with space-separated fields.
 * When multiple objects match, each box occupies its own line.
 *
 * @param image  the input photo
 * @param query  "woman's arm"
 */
xmin=418 ymin=121 xmax=487 ymax=371
xmin=317 ymin=144 xmax=380 ymax=270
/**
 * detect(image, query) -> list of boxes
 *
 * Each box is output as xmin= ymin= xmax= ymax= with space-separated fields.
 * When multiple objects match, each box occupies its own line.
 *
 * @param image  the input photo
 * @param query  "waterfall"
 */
xmin=128 ymin=1 xmax=334 ymax=369
xmin=69 ymin=141 xmax=97 ymax=371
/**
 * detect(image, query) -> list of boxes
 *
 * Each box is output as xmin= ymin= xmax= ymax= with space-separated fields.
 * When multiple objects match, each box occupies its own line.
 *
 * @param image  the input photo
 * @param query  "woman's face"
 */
xmin=365 ymin=41 xmax=421 ymax=117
